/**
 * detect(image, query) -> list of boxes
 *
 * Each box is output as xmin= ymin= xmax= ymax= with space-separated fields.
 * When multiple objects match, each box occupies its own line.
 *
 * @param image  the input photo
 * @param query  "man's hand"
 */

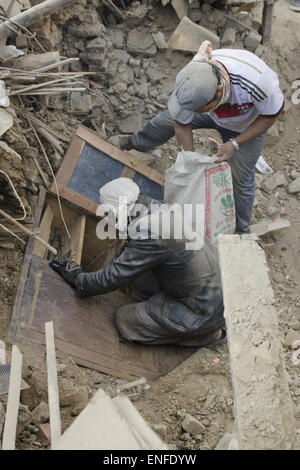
xmin=49 ymin=259 xmax=83 ymax=287
xmin=209 ymin=138 xmax=235 ymax=163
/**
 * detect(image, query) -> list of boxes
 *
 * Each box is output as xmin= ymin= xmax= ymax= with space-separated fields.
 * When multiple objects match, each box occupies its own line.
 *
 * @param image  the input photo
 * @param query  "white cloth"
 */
xmin=209 ymin=49 xmax=284 ymax=133
xmin=99 ymin=178 xmax=140 ymax=232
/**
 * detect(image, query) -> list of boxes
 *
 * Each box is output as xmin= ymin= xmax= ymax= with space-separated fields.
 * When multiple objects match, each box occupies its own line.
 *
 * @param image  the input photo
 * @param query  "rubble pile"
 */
xmin=0 ymin=354 xmax=128 ymax=449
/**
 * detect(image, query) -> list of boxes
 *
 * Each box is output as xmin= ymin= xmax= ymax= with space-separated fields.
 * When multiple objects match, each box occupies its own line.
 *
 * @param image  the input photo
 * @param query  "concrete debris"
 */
xmin=70 ymin=93 xmax=93 ymax=114
xmin=0 ymin=45 xmax=24 ymax=62
xmin=290 ymin=170 xmax=300 ymax=180
xmin=0 ymin=109 xmax=13 ymax=137
xmin=0 ymin=141 xmax=22 ymax=160
xmin=294 ymin=405 xmax=300 ymax=421
xmin=188 ymin=4 xmax=202 ymax=23
xmin=261 ymin=172 xmax=288 ymax=194
xmin=168 ymin=16 xmax=220 ymax=52
xmin=70 ymin=387 xmax=89 ymax=416
xmin=67 ymin=20 xmax=103 ymax=39
xmin=181 ymin=413 xmax=206 ymax=436
xmin=127 ymin=29 xmax=157 ymax=57
xmin=151 ymin=423 xmax=168 ymax=441
xmin=61 ymin=358 xmax=87 ymax=386
xmin=126 ymin=1 xmax=149 ymax=26
xmin=31 ymin=401 xmax=50 ymax=425
xmin=107 ymin=27 xmax=125 ymax=50
xmin=284 ymin=329 xmax=300 ymax=348
xmin=288 ymin=176 xmax=300 ymax=194
xmin=243 ymin=31 xmax=262 ymax=52
xmin=59 ymin=377 xmax=83 ymax=407
xmin=171 ymin=0 xmax=188 ymax=20
xmin=11 ymin=51 xmax=60 ymax=70
xmin=17 ymin=404 xmax=32 ymax=435
xmin=119 ymin=113 xmax=142 ymax=134
xmin=218 ymin=234 xmax=296 ymax=450
xmin=152 ymin=32 xmax=168 ymax=50
xmin=221 ymin=28 xmax=236 ymax=47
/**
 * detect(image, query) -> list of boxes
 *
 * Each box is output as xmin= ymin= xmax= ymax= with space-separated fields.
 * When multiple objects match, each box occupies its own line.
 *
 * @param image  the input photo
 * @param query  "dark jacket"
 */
xmin=75 ymin=195 xmax=224 ymax=337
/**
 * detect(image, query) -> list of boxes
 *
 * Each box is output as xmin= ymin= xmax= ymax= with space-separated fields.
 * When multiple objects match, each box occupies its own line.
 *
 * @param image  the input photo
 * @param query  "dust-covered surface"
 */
xmin=0 ymin=0 xmax=299 ymax=450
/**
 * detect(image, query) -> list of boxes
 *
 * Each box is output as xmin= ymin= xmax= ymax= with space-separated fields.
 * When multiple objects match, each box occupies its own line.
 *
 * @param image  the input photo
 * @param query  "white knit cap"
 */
xmin=99 ymin=178 xmax=140 ymax=232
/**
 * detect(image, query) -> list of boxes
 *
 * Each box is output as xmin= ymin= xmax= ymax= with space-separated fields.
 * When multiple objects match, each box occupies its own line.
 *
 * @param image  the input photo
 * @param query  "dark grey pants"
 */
xmin=115 ymin=272 xmax=225 ymax=347
xmin=130 ymin=111 xmax=266 ymax=234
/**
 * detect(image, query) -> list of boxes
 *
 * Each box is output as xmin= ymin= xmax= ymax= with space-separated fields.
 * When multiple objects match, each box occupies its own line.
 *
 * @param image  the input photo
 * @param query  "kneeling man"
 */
xmin=50 ymin=178 xmax=225 ymax=347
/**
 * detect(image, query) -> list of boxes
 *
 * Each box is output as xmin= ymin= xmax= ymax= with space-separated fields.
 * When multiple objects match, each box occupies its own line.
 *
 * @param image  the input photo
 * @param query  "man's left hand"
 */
xmin=209 ymin=139 xmax=236 ymax=163
xmin=215 ymin=141 xmax=236 ymax=163
xmin=49 ymin=259 xmax=83 ymax=287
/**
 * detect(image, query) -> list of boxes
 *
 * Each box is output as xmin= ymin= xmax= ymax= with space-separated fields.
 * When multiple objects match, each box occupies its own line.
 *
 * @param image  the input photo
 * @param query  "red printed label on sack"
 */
xmin=205 ymin=164 xmax=235 ymax=244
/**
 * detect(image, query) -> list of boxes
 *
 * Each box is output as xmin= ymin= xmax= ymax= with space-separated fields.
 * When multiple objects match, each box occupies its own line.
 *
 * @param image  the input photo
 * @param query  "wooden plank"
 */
xmin=53 ymin=389 xmax=140 ymax=450
xmin=2 ymin=345 xmax=23 ymax=450
xmin=33 ymin=203 xmax=54 ymax=258
xmin=45 ymin=321 xmax=61 ymax=448
xmin=113 ymin=394 xmax=167 ymax=449
xmin=50 ymin=136 xmax=85 ymax=190
xmin=11 ymin=255 xmax=192 ymax=381
xmin=49 ymin=184 xmax=99 ymax=217
xmin=76 ymin=126 xmax=164 ymax=186
xmin=0 ymin=207 xmax=57 ymax=256
xmin=8 ymin=187 xmax=46 ymax=344
xmin=60 ymin=214 xmax=86 ymax=264
xmin=261 ymin=0 xmax=274 ymax=44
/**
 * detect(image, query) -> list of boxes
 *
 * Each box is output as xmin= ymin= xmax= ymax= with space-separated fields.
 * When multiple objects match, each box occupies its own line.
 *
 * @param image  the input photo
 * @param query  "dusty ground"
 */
xmin=0 ymin=0 xmax=299 ymax=450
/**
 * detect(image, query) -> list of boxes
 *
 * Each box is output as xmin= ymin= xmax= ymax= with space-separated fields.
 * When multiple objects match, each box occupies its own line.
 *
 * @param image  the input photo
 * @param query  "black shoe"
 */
xmin=120 ymin=135 xmax=134 ymax=151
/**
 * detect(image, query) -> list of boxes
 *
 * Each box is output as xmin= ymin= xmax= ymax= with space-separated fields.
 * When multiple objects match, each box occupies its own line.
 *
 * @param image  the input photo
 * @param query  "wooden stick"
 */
xmin=37 ymin=127 xmax=64 ymax=154
xmin=45 ymin=321 xmax=61 ymax=448
xmin=27 ymin=118 xmax=71 ymax=240
xmin=8 ymin=73 xmax=84 ymax=96
xmin=0 ymin=208 xmax=57 ymax=255
xmin=0 ymin=0 xmax=75 ymax=40
xmin=0 ymin=223 xmax=26 ymax=245
xmin=33 ymin=57 xmax=80 ymax=73
xmin=18 ymin=88 xmax=86 ymax=94
xmin=2 ymin=345 xmax=23 ymax=450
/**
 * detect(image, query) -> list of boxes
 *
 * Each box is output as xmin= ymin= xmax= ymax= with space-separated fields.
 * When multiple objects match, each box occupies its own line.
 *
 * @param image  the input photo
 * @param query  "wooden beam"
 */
xmin=33 ymin=204 xmax=54 ymax=258
xmin=0 ymin=0 xmax=75 ymax=41
xmin=0 ymin=207 xmax=57 ymax=256
xmin=2 ymin=345 xmax=23 ymax=450
xmin=45 ymin=321 xmax=61 ymax=448
xmin=76 ymin=126 xmax=165 ymax=186
xmin=261 ymin=0 xmax=274 ymax=43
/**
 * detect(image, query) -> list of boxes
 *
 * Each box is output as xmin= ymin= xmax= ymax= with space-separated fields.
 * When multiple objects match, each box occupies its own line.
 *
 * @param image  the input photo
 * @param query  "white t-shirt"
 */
xmin=208 ymin=49 xmax=284 ymax=133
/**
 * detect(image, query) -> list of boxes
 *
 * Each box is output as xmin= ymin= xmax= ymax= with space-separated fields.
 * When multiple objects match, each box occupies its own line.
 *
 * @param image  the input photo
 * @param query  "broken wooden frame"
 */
xmin=49 ymin=125 xmax=164 ymax=216
xmin=9 ymin=128 xmax=193 ymax=381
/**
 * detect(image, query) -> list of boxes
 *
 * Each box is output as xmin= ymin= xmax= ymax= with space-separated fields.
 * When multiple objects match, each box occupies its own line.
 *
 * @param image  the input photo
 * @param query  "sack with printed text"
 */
xmin=164 ymin=150 xmax=236 ymax=245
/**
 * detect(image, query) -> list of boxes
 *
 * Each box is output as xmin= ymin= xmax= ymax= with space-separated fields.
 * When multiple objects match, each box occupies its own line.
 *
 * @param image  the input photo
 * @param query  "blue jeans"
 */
xmin=131 ymin=111 xmax=266 ymax=234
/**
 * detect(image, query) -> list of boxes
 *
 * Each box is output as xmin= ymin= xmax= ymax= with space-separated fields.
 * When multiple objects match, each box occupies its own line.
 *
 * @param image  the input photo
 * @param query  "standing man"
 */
xmin=121 ymin=41 xmax=284 ymax=234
